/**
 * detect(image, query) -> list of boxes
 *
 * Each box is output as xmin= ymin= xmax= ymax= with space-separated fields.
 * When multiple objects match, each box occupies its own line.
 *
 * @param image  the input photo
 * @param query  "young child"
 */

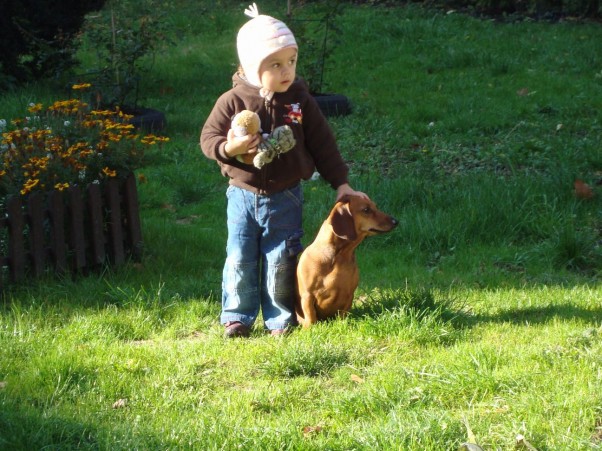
xmin=200 ymin=3 xmax=367 ymax=338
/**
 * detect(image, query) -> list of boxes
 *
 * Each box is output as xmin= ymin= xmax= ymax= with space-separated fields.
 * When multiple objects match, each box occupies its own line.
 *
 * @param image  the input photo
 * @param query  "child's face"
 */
xmin=259 ymin=47 xmax=297 ymax=93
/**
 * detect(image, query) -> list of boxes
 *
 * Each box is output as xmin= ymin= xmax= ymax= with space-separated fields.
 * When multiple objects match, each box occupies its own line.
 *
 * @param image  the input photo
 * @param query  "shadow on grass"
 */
xmin=0 ymin=399 xmax=99 ymax=449
xmin=0 ymin=395 xmax=166 ymax=449
xmin=349 ymin=286 xmax=602 ymax=343
xmin=351 ymin=287 xmax=461 ymax=323
xmin=466 ymin=304 xmax=602 ymax=328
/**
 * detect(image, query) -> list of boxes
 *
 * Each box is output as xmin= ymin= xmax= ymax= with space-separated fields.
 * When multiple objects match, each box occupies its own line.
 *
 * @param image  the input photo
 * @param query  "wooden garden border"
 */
xmin=0 ymin=172 xmax=142 ymax=287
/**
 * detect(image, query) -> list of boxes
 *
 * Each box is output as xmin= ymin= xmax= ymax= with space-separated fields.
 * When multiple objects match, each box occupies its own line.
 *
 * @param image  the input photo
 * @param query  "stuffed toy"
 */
xmin=231 ymin=110 xmax=261 ymax=138
xmin=231 ymin=110 xmax=296 ymax=169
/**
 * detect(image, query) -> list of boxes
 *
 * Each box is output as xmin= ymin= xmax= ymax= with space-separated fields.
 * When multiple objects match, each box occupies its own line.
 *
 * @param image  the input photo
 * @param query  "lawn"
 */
xmin=1 ymin=1 xmax=601 ymax=449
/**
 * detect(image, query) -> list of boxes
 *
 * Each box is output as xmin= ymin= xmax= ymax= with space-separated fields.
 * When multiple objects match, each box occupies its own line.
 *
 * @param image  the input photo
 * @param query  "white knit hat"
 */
xmin=237 ymin=3 xmax=297 ymax=89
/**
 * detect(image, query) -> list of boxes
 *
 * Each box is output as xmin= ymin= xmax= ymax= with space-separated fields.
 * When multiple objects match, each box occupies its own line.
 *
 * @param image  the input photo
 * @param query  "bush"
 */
xmin=440 ymin=0 xmax=600 ymax=18
xmin=444 ymin=0 xmax=600 ymax=19
xmin=76 ymin=0 xmax=175 ymax=108
xmin=0 ymin=0 xmax=106 ymax=85
xmin=352 ymin=0 xmax=600 ymax=18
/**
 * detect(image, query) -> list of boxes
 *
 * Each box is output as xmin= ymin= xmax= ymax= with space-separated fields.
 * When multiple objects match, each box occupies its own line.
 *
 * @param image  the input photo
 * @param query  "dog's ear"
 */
xmin=336 ymin=194 xmax=351 ymax=204
xmin=331 ymin=200 xmax=357 ymax=240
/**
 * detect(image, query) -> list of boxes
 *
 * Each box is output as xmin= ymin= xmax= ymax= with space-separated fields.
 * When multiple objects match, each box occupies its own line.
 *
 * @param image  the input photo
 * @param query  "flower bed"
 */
xmin=0 ymin=85 xmax=168 ymax=284
xmin=0 ymin=84 xmax=167 ymax=198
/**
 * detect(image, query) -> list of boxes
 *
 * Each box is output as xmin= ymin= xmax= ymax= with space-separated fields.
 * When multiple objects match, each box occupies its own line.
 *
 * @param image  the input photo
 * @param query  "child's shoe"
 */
xmin=224 ymin=321 xmax=250 ymax=338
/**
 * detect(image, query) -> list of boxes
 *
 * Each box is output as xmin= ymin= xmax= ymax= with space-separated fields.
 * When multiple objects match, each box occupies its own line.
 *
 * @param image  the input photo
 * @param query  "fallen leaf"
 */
xmin=516 ymin=433 xmax=538 ymax=450
xmin=302 ymin=425 xmax=323 ymax=436
xmin=463 ymin=417 xmax=477 ymax=443
xmin=591 ymin=418 xmax=602 ymax=444
xmin=517 ymin=88 xmax=530 ymax=96
xmin=574 ymin=179 xmax=594 ymax=200
xmin=459 ymin=443 xmax=484 ymax=451
xmin=112 ymin=398 xmax=128 ymax=409
xmin=176 ymin=215 xmax=200 ymax=225
xmin=350 ymin=374 xmax=365 ymax=384
xmin=160 ymin=86 xmax=174 ymax=96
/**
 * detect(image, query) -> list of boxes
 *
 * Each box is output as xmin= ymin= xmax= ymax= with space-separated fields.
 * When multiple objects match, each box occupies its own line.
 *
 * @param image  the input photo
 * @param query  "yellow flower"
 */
xmin=27 ymin=103 xmax=43 ymax=114
xmin=141 ymin=134 xmax=170 ymax=145
xmin=54 ymin=182 xmax=70 ymax=191
xmin=72 ymin=83 xmax=92 ymax=90
xmin=20 ymin=178 xmax=40 ymax=195
xmin=117 ymin=111 xmax=134 ymax=121
xmin=102 ymin=167 xmax=117 ymax=177
xmin=91 ymin=110 xmax=117 ymax=118
xmin=107 ymin=133 xmax=123 ymax=142
xmin=48 ymin=99 xmax=88 ymax=115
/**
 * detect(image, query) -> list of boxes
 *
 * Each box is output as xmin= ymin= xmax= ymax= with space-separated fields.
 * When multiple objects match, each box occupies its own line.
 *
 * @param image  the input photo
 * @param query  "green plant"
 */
xmin=551 ymin=221 xmax=602 ymax=272
xmin=0 ymin=0 xmax=106 ymax=84
xmin=261 ymin=341 xmax=350 ymax=378
xmin=0 ymin=83 xmax=168 ymax=198
xmin=287 ymin=0 xmax=343 ymax=94
xmin=76 ymin=0 xmax=173 ymax=108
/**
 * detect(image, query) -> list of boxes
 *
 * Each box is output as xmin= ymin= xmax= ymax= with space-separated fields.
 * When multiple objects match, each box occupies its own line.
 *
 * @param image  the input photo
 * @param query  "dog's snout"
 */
xmin=386 ymin=216 xmax=399 ymax=231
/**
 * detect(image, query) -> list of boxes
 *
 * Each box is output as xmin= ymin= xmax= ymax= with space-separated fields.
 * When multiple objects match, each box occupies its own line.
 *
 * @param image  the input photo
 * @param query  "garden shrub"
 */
xmin=442 ymin=0 xmax=599 ymax=18
xmin=351 ymin=0 xmax=599 ymax=18
xmin=0 ymin=0 xmax=106 ymax=86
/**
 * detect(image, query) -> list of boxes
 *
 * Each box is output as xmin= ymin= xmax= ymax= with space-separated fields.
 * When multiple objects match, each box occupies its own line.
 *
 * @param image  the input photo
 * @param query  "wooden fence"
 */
xmin=0 ymin=172 xmax=142 ymax=287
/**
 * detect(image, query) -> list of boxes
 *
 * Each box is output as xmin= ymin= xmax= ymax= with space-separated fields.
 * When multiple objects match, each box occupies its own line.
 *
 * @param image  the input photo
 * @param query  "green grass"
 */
xmin=1 ymin=1 xmax=601 ymax=449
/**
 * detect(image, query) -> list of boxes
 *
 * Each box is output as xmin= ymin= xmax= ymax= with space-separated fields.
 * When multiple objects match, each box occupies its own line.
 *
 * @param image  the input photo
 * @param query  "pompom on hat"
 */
xmin=237 ymin=3 xmax=297 ymax=89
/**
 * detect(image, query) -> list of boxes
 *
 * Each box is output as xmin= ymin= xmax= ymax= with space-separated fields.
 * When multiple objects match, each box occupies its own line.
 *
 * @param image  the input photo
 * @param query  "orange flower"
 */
xmin=20 ymin=178 xmax=40 ymax=195
xmin=54 ymin=182 xmax=70 ymax=191
xmin=102 ymin=167 xmax=117 ymax=177
xmin=141 ymin=134 xmax=170 ymax=145
xmin=27 ymin=103 xmax=43 ymax=114
xmin=71 ymin=83 xmax=92 ymax=90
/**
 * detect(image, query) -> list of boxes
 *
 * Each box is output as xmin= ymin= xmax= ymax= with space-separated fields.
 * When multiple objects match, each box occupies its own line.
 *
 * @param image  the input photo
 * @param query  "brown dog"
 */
xmin=295 ymin=195 xmax=398 ymax=327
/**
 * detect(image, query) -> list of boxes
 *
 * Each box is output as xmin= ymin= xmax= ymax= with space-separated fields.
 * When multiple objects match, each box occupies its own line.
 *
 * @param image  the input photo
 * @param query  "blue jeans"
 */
xmin=221 ymin=184 xmax=304 ymax=330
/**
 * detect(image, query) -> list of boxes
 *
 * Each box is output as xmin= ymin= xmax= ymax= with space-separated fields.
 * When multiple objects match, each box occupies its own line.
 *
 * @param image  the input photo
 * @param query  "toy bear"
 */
xmin=231 ymin=110 xmax=296 ymax=169
xmin=231 ymin=110 xmax=261 ymax=138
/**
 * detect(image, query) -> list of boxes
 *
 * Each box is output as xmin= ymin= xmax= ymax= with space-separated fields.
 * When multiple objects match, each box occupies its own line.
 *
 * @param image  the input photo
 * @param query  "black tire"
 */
xmin=127 ymin=107 xmax=167 ymax=132
xmin=313 ymin=93 xmax=351 ymax=117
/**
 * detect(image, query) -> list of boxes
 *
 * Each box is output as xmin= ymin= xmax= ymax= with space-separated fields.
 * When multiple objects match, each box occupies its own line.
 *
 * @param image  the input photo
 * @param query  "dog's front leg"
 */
xmin=299 ymin=294 xmax=319 ymax=327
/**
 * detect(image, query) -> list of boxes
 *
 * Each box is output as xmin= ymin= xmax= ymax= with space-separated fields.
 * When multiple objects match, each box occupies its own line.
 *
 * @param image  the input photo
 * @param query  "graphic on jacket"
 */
xmin=284 ymin=103 xmax=303 ymax=124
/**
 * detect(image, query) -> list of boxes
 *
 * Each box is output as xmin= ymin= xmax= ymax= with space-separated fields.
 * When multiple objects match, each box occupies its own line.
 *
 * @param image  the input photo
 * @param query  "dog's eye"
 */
xmin=362 ymin=207 xmax=371 ymax=214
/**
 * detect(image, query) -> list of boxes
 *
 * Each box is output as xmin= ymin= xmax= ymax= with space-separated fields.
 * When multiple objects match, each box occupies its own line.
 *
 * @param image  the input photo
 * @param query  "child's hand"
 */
xmin=336 ymin=183 xmax=370 ymax=202
xmin=225 ymin=128 xmax=261 ymax=161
